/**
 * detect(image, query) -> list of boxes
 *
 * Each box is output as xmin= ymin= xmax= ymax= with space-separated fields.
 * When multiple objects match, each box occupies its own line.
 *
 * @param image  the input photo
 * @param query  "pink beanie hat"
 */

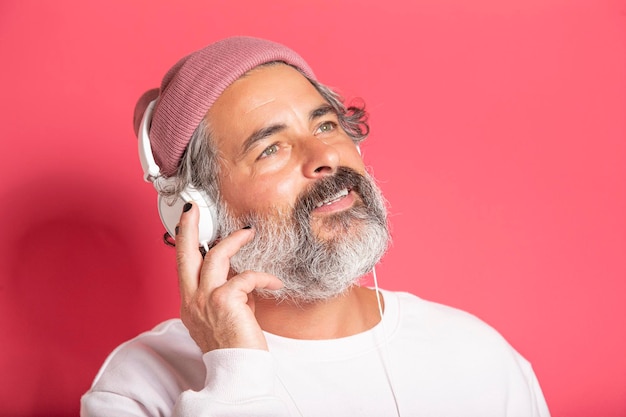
xmin=133 ymin=36 xmax=316 ymax=177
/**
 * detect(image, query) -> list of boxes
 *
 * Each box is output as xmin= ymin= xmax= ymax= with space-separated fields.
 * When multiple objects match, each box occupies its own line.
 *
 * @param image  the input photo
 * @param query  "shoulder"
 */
xmin=385 ymin=290 xmax=526 ymax=363
xmin=389 ymin=291 xmax=505 ymax=334
xmin=380 ymin=291 xmax=549 ymax=415
xmin=87 ymin=319 xmax=204 ymax=399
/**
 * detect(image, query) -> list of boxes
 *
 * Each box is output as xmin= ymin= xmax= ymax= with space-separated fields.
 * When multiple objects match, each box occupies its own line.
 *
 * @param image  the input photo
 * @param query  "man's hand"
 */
xmin=175 ymin=202 xmax=283 ymax=353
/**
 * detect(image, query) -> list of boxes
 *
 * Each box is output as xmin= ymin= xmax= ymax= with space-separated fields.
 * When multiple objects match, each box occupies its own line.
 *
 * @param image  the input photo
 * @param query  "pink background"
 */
xmin=1 ymin=0 xmax=624 ymax=416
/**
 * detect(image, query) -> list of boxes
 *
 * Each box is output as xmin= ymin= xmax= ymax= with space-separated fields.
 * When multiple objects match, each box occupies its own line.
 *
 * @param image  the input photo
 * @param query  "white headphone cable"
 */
xmin=274 ymin=266 xmax=402 ymax=417
xmin=372 ymin=265 xmax=402 ymax=417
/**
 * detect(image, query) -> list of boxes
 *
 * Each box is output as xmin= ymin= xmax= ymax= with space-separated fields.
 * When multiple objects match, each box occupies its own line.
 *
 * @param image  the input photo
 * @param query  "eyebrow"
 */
xmin=309 ymin=103 xmax=336 ymax=121
xmin=239 ymin=104 xmax=338 ymax=158
xmin=240 ymin=123 xmax=287 ymax=158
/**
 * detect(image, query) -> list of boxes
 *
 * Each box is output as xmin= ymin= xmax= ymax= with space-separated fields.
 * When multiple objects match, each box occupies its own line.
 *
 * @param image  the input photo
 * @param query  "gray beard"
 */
xmin=217 ymin=167 xmax=390 ymax=304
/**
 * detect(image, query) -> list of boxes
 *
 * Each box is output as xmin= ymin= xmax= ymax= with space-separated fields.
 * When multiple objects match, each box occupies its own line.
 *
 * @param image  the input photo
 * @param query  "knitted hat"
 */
xmin=133 ymin=36 xmax=316 ymax=177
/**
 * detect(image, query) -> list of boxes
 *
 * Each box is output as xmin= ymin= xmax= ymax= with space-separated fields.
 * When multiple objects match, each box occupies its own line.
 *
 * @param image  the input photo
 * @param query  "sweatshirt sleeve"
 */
xmin=81 ymin=320 xmax=290 ymax=417
xmin=173 ymin=349 xmax=290 ymax=416
xmin=523 ymin=362 xmax=551 ymax=417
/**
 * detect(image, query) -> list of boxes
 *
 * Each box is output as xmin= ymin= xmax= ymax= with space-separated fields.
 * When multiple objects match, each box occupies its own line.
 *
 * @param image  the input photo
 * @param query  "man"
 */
xmin=81 ymin=36 xmax=550 ymax=416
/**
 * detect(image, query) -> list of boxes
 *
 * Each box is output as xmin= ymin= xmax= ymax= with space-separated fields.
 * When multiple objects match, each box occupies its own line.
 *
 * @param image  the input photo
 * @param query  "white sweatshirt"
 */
xmin=81 ymin=290 xmax=550 ymax=417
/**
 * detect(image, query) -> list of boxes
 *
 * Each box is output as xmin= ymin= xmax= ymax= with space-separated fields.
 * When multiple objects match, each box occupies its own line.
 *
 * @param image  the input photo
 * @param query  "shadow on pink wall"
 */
xmin=0 ymin=175 xmax=178 ymax=417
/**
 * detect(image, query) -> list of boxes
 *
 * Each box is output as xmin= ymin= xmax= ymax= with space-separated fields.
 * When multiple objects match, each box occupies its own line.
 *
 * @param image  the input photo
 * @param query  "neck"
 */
xmin=254 ymin=286 xmax=382 ymax=340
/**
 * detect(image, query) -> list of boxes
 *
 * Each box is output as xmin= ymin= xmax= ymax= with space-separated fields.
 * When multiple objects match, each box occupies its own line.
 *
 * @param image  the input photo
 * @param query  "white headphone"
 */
xmin=138 ymin=99 xmax=219 ymax=248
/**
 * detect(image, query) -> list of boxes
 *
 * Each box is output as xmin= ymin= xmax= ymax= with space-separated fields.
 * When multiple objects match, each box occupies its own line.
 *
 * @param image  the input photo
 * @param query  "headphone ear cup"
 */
xmin=138 ymin=100 xmax=218 ymax=248
xmin=157 ymin=184 xmax=218 ymax=248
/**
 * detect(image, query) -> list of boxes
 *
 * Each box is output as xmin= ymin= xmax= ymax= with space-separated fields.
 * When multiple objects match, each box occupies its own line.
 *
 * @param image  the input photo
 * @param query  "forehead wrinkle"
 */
xmin=244 ymin=97 xmax=276 ymax=114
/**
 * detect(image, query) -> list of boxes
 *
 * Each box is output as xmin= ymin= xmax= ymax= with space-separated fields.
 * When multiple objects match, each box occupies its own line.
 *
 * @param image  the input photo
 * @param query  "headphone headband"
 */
xmin=138 ymin=99 xmax=161 ymax=182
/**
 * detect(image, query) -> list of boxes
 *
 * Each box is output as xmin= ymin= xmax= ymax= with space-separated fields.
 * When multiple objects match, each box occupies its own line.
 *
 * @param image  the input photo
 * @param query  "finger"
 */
xmin=199 ymin=227 xmax=256 ymax=292
xmin=176 ymin=202 xmax=203 ymax=298
xmin=209 ymin=272 xmax=284 ymax=313
xmin=228 ymin=271 xmax=284 ymax=294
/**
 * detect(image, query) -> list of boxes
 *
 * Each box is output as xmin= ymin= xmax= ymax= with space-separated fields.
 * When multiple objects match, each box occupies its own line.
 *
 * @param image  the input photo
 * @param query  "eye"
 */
xmin=258 ymin=143 xmax=279 ymax=160
xmin=315 ymin=121 xmax=338 ymax=134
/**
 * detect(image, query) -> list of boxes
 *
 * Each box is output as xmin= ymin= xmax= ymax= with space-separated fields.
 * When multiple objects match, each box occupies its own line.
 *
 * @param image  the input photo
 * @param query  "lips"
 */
xmin=315 ymin=188 xmax=350 ymax=208
xmin=296 ymin=167 xmax=364 ymax=215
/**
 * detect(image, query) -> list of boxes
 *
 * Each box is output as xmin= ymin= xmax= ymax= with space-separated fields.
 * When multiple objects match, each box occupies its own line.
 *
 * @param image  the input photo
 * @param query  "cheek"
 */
xmin=343 ymin=146 xmax=367 ymax=174
xmin=220 ymin=171 xmax=303 ymax=215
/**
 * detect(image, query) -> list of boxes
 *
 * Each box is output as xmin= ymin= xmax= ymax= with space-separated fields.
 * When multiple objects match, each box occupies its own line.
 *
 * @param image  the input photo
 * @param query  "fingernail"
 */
xmin=183 ymin=202 xmax=192 ymax=212
xmin=175 ymin=226 xmax=180 ymax=236
xmin=243 ymin=225 xmax=252 ymax=229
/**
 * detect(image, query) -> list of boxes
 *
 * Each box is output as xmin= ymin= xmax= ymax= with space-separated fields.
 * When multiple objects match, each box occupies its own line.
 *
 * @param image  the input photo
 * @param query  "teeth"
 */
xmin=316 ymin=189 xmax=349 ymax=208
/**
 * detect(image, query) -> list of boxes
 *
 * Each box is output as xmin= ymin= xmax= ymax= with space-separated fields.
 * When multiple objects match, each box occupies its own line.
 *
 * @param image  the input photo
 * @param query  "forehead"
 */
xmin=205 ymin=64 xmax=327 ymax=156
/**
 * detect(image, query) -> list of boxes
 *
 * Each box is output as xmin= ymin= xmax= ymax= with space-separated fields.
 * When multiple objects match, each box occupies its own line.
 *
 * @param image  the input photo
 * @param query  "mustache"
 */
xmin=295 ymin=167 xmax=365 ymax=215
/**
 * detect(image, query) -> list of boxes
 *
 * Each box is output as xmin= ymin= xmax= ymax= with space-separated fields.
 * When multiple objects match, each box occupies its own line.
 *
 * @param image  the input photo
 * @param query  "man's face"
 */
xmin=207 ymin=64 xmax=366 ymax=238
xmin=206 ymin=64 xmax=389 ymax=302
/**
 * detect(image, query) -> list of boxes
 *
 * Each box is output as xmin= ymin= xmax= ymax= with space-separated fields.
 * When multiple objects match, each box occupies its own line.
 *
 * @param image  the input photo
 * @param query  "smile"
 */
xmin=315 ymin=188 xmax=350 ymax=208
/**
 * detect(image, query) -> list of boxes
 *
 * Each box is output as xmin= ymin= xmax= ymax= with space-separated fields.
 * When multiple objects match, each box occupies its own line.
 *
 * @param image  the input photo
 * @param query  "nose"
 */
xmin=301 ymin=137 xmax=340 ymax=179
